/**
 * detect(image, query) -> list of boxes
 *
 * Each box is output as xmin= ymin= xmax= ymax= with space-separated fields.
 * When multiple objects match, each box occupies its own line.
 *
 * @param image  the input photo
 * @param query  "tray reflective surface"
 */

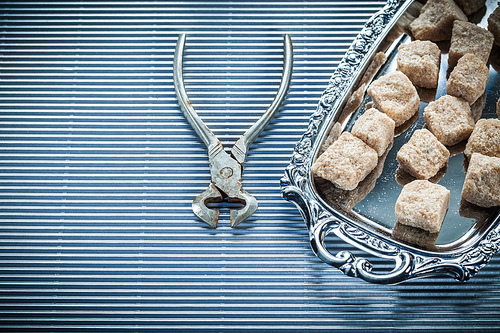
xmin=282 ymin=0 xmax=500 ymax=284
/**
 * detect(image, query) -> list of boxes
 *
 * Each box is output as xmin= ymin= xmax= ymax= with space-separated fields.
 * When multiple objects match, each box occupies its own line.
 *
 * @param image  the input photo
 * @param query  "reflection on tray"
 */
xmin=395 ymin=164 xmax=447 ymax=187
xmin=392 ymin=221 xmax=438 ymax=250
xmin=459 ymin=198 xmax=497 ymax=224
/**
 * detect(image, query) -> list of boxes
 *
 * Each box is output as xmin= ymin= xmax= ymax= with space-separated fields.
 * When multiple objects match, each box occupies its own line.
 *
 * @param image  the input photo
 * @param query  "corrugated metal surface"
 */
xmin=1 ymin=1 xmax=500 ymax=332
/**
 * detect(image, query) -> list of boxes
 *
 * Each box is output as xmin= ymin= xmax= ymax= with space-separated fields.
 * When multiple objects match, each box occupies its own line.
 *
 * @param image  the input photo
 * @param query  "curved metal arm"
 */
xmin=173 ymin=34 xmax=220 ymax=152
xmin=310 ymin=216 xmax=415 ymax=284
xmin=311 ymin=220 xmax=471 ymax=284
xmin=231 ymin=34 xmax=294 ymax=165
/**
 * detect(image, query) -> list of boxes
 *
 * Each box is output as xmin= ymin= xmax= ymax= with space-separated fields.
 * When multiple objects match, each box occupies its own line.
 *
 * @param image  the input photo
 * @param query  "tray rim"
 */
xmin=280 ymin=0 xmax=500 ymax=284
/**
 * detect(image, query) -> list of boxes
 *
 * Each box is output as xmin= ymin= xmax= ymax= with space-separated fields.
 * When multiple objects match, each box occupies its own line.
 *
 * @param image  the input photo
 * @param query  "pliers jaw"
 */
xmin=192 ymin=182 xmax=258 ymax=229
xmin=192 ymin=183 xmax=221 ymax=229
xmin=192 ymin=142 xmax=258 ymax=228
xmin=229 ymin=187 xmax=258 ymax=227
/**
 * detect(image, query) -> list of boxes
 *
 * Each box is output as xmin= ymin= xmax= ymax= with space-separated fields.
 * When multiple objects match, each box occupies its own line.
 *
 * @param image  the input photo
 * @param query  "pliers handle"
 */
xmin=173 ymin=34 xmax=293 ymax=228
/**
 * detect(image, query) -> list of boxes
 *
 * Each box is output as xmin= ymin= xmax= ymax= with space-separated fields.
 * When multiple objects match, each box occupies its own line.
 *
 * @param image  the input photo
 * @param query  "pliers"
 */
xmin=173 ymin=34 xmax=293 ymax=228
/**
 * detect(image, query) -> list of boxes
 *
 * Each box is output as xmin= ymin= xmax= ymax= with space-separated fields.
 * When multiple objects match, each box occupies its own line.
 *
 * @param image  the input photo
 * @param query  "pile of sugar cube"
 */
xmin=312 ymin=0 xmax=500 ymax=246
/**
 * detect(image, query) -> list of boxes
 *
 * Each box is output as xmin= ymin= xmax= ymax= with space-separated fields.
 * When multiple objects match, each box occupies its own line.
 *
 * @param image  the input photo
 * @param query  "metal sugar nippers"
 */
xmin=173 ymin=34 xmax=293 ymax=228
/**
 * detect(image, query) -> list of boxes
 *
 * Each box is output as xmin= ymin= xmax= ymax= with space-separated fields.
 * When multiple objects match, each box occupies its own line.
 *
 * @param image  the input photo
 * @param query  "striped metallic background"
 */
xmin=1 ymin=1 xmax=500 ymax=332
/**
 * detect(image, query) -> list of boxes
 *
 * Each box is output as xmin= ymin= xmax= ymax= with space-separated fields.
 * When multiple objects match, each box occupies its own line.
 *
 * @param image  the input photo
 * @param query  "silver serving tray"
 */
xmin=281 ymin=0 xmax=500 ymax=284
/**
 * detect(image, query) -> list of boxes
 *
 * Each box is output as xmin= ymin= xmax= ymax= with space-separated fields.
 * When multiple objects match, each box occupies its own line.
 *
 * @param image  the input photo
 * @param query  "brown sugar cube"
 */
xmin=396 ymin=129 xmax=450 ymax=180
xmin=367 ymin=71 xmax=420 ymax=127
xmin=488 ymin=6 xmax=500 ymax=45
xmin=409 ymin=0 xmax=467 ymax=41
xmin=454 ymin=0 xmax=486 ymax=15
xmin=316 ymin=142 xmax=391 ymax=211
xmin=397 ymin=40 xmax=441 ymax=88
xmin=461 ymin=153 xmax=500 ymax=208
xmin=311 ymin=132 xmax=378 ymax=191
xmin=423 ymin=95 xmax=474 ymax=146
xmin=470 ymin=91 xmax=486 ymax=122
xmin=395 ymin=180 xmax=450 ymax=233
xmin=351 ymin=108 xmax=395 ymax=156
xmin=446 ymin=54 xmax=489 ymax=105
xmin=448 ymin=21 xmax=494 ymax=68
xmin=464 ymin=118 xmax=500 ymax=159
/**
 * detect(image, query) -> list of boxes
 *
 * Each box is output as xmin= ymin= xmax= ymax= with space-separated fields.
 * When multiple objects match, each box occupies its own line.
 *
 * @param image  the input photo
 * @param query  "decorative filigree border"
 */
xmin=280 ymin=0 xmax=500 ymax=284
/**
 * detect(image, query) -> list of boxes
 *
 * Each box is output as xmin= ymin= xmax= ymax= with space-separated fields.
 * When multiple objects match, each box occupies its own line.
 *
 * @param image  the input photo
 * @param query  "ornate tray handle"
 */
xmin=282 ymin=181 xmax=417 ymax=284
xmin=310 ymin=218 xmax=415 ymax=284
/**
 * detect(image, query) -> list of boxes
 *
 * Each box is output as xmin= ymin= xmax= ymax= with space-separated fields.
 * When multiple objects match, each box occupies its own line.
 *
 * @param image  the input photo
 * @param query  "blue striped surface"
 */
xmin=1 ymin=1 xmax=500 ymax=332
